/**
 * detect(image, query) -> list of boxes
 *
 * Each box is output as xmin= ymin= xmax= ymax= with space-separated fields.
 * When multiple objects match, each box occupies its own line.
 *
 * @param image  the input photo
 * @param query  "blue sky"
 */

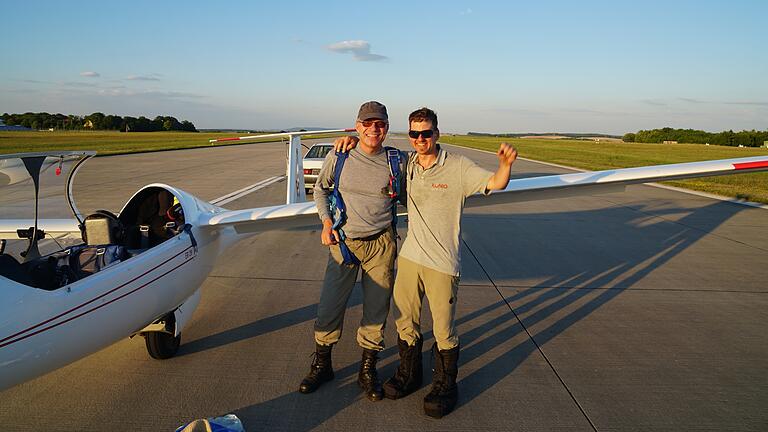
xmin=1 ymin=0 xmax=766 ymax=134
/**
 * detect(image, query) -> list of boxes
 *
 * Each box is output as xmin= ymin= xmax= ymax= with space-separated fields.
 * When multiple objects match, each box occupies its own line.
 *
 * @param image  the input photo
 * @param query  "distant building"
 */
xmin=0 ymin=119 xmax=32 ymax=131
xmin=83 ymin=120 xmax=94 ymax=129
xmin=663 ymin=140 xmax=678 ymax=144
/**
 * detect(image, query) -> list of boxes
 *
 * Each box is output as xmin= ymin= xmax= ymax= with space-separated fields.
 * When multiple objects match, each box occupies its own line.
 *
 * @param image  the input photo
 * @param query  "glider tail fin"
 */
xmin=209 ymin=129 xmax=356 ymax=205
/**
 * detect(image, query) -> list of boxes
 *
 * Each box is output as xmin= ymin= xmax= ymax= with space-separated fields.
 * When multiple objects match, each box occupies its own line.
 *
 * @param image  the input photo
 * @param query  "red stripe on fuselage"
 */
xmin=0 ymin=247 xmax=192 ymax=346
xmin=733 ymin=161 xmax=768 ymax=170
xmin=0 ymin=254 xmax=195 ymax=349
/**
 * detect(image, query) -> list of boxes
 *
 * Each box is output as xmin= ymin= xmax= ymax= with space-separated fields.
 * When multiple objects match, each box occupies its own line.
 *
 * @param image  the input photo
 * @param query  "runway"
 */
xmin=1 ymin=137 xmax=767 ymax=431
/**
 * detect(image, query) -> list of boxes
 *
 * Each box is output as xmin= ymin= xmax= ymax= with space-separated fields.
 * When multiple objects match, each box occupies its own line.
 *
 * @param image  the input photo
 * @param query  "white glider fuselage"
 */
xmin=0 ymin=139 xmax=766 ymax=393
xmin=0 ymin=185 xmax=243 ymax=391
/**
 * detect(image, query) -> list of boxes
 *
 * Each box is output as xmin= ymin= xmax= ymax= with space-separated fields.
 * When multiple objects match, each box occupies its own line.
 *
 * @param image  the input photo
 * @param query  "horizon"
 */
xmin=4 ymin=114 xmax=765 ymax=137
xmin=1 ymin=1 xmax=766 ymax=135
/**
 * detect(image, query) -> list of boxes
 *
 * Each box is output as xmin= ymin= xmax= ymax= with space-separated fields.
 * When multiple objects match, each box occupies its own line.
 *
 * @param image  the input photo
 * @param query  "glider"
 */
xmin=1 ymin=131 xmax=766 ymax=391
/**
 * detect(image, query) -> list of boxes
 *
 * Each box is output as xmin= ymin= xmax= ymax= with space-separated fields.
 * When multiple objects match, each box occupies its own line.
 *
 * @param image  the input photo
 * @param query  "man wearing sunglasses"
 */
xmin=333 ymin=107 xmax=517 ymax=417
xmin=391 ymin=107 xmax=516 ymax=418
xmin=300 ymin=101 xmax=407 ymax=402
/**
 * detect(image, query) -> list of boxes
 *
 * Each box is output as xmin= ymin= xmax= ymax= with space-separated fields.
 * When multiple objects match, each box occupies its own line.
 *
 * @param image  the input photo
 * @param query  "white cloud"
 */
xmin=679 ymin=97 xmax=707 ymax=104
xmin=63 ymin=81 xmax=98 ymax=88
xmin=679 ymin=98 xmax=768 ymax=106
xmin=460 ymin=8 xmax=473 ymax=15
xmin=641 ymin=99 xmax=667 ymax=106
xmin=126 ymin=74 xmax=162 ymax=81
xmin=723 ymin=101 xmax=768 ymax=106
xmin=80 ymin=71 xmax=100 ymax=77
xmin=96 ymin=88 xmax=204 ymax=99
xmin=327 ymin=40 xmax=388 ymax=62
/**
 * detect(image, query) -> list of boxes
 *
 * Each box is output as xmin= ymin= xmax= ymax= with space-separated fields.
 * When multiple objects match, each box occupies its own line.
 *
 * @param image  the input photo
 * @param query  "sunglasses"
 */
xmin=408 ymin=129 xmax=434 ymax=139
xmin=360 ymin=120 xmax=388 ymax=128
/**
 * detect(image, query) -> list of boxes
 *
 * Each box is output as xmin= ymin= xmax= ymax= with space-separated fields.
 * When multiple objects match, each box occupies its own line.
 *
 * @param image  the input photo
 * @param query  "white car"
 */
xmin=303 ymin=143 xmax=333 ymax=194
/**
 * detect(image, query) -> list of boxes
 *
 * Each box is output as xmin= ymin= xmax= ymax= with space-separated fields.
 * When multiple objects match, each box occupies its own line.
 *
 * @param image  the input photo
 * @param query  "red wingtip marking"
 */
xmin=734 ymin=161 xmax=768 ymax=170
xmin=215 ymin=137 xmax=241 ymax=142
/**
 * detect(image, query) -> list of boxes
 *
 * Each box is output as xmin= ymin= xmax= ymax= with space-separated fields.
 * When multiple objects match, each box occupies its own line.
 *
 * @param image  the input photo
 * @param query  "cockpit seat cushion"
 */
xmin=82 ymin=210 xmax=125 ymax=246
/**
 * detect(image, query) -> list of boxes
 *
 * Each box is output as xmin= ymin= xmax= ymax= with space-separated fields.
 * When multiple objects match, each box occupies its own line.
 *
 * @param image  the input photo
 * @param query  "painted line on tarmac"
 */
xmin=439 ymin=142 xmax=768 ymax=210
xmin=211 ymin=175 xmax=285 ymax=206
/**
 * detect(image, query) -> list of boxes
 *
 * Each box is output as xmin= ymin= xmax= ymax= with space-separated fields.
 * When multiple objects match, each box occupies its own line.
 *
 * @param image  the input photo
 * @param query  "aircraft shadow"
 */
xmin=226 ymin=199 xmax=748 ymax=430
xmin=177 ymin=302 xmax=329 ymax=356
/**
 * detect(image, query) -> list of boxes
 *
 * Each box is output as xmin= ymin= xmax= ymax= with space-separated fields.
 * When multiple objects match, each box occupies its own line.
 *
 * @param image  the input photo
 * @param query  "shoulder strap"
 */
xmin=384 ymin=147 xmax=403 ymax=234
xmin=331 ymin=150 xmax=348 ymax=213
xmin=333 ymin=150 xmax=348 ymax=185
xmin=329 ymin=150 xmax=360 ymax=265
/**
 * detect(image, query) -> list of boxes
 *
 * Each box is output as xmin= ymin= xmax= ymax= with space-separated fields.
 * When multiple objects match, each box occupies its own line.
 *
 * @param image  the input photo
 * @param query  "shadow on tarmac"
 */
xmin=204 ymin=200 xmax=747 ymax=430
xmin=178 ymin=303 xmax=327 ymax=356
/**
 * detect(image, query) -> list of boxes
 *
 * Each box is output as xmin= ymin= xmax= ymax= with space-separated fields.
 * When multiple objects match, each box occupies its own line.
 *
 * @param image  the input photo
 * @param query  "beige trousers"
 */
xmin=314 ymin=230 xmax=396 ymax=350
xmin=393 ymin=256 xmax=460 ymax=350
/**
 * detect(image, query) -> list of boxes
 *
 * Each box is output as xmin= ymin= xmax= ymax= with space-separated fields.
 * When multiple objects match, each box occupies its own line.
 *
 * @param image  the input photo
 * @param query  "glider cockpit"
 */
xmin=0 ymin=152 xmax=186 ymax=290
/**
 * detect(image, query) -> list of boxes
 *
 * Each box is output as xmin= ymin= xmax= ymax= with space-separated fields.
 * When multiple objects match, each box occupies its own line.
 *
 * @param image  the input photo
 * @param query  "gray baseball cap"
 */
xmin=357 ymin=101 xmax=388 ymax=122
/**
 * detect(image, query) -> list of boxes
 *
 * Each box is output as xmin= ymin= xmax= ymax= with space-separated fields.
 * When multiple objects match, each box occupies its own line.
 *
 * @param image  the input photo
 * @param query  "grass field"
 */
xmin=440 ymin=135 xmax=768 ymax=204
xmin=2 ymin=130 xmax=767 ymax=204
xmin=0 ymin=130 xmax=346 ymax=155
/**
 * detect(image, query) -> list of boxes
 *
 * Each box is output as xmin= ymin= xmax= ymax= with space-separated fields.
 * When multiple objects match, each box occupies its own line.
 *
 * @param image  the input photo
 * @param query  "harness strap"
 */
xmin=385 ymin=147 xmax=402 ymax=233
xmin=139 ymin=225 xmax=150 ymax=249
xmin=330 ymin=151 xmax=360 ymax=265
xmin=330 ymin=148 xmax=403 ymax=265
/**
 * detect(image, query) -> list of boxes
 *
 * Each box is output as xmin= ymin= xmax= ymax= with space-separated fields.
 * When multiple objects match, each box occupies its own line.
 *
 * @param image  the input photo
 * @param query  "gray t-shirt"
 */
xmin=314 ymin=146 xmax=406 ymax=238
xmin=399 ymin=146 xmax=493 ymax=276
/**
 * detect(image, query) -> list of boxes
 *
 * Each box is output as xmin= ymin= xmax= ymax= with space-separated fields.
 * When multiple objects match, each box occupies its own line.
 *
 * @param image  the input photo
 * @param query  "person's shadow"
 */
xmin=214 ymin=199 xmax=749 ymax=430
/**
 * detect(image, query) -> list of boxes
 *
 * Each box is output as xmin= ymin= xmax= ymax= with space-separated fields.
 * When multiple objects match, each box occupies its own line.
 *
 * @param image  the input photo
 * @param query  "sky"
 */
xmin=1 ymin=0 xmax=766 ymax=135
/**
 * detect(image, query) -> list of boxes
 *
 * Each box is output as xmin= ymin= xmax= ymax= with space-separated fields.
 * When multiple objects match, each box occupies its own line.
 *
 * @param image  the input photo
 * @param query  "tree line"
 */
xmin=468 ymin=132 xmax=622 ymax=139
xmin=1 ymin=112 xmax=197 ymax=132
xmin=623 ymin=128 xmax=767 ymax=147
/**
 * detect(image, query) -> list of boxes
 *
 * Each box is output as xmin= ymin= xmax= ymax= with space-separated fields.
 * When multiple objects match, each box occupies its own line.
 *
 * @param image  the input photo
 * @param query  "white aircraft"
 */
xmin=1 ymin=130 xmax=767 ymax=392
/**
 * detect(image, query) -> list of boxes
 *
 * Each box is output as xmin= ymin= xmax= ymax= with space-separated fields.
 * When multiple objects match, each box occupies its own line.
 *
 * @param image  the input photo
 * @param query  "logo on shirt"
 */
xmin=432 ymin=183 xmax=448 ymax=189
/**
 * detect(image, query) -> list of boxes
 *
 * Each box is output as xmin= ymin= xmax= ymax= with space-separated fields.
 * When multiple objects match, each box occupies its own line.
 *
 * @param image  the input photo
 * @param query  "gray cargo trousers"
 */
xmin=314 ymin=229 xmax=396 ymax=350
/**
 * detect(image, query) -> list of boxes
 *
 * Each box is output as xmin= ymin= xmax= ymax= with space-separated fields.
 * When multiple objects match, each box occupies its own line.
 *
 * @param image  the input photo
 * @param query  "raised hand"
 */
xmin=497 ymin=142 xmax=518 ymax=166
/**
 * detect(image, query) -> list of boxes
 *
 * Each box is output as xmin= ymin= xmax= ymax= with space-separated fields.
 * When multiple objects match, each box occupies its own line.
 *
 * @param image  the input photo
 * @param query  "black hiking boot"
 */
xmin=423 ymin=343 xmax=459 ymax=418
xmin=383 ymin=337 xmax=423 ymax=399
xmin=358 ymin=348 xmax=384 ymax=401
xmin=299 ymin=343 xmax=334 ymax=394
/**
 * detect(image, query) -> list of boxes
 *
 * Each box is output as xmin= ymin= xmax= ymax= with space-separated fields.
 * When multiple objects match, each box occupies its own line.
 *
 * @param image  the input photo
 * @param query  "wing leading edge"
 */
xmin=199 ymin=156 xmax=768 ymax=234
xmin=469 ymin=155 xmax=768 ymax=207
xmin=199 ymin=201 xmax=320 ymax=234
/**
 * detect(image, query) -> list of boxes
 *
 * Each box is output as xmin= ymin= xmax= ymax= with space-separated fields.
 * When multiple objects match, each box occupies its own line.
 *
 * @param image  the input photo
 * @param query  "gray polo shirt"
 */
xmin=399 ymin=146 xmax=493 ymax=276
xmin=314 ymin=146 xmax=406 ymax=238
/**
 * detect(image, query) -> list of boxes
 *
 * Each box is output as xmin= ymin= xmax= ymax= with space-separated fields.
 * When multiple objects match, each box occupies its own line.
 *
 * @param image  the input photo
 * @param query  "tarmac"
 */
xmin=1 ymin=137 xmax=766 ymax=431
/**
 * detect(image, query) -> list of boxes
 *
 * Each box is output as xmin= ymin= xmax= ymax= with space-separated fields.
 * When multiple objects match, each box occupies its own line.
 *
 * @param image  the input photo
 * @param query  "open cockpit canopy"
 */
xmin=0 ymin=151 xmax=95 ymax=223
xmin=0 ymin=151 xmax=95 ymax=260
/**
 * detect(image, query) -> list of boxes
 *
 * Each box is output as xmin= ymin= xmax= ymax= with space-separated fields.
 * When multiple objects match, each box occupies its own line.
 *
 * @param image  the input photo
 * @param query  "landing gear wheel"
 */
xmin=145 ymin=331 xmax=181 ymax=359
xmin=144 ymin=313 xmax=181 ymax=359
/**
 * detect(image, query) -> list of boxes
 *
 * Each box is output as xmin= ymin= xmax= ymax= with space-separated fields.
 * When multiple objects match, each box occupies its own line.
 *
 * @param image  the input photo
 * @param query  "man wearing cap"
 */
xmin=333 ymin=107 xmax=517 ymax=417
xmin=299 ymin=101 xmax=406 ymax=402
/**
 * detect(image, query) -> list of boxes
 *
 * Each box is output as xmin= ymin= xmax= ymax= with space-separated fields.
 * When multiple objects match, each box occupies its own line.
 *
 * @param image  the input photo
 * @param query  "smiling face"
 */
xmin=409 ymin=120 xmax=439 ymax=157
xmin=354 ymin=118 xmax=388 ymax=154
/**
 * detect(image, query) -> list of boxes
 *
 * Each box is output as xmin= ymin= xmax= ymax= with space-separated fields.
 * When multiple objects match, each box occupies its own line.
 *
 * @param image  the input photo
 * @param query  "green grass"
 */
xmin=440 ymin=135 xmax=768 ymax=204
xmin=2 ymin=130 xmax=767 ymax=204
xmin=0 ymin=130 xmax=298 ymax=155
